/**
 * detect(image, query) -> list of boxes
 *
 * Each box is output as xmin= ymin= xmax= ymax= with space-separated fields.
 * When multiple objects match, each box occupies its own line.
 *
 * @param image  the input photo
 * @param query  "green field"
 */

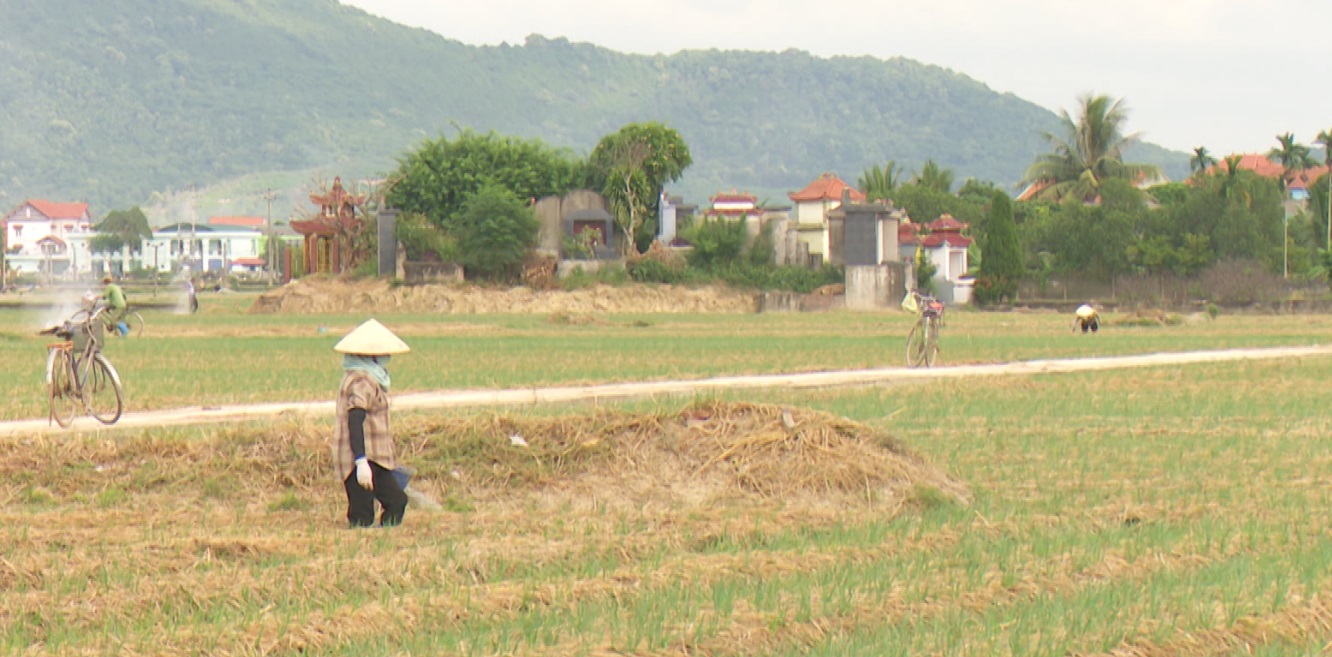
xmin=1 ymin=298 xmax=1327 ymax=421
xmin=2 ymin=298 xmax=1332 ymax=655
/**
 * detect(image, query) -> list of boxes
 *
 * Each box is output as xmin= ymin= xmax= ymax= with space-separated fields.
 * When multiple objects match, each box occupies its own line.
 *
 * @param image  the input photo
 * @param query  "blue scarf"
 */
xmin=343 ymin=354 xmax=391 ymax=390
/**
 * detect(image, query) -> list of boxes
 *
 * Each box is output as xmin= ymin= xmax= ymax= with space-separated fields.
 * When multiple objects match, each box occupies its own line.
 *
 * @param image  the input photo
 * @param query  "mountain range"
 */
xmin=0 ymin=0 xmax=1190 ymax=223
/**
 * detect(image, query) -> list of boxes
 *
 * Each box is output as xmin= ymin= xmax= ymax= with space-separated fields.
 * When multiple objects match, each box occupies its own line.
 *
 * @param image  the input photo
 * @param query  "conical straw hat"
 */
xmin=333 ymin=318 xmax=411 ymax=355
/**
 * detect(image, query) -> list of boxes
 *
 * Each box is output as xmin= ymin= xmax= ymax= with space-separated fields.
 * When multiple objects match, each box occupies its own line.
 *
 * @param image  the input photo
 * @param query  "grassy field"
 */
xmin=2 ymin=297 xmax=1332 ymax=655
xmin=1 ymin=297 xmax=1328 ymax=421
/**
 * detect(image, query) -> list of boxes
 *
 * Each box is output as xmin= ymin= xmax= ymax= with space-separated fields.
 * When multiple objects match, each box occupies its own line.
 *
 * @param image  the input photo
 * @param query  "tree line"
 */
xmin=85 ymin=93 xmax=1330 ymax=305
xmin=863 ymin=95 xmax=1332 ymax=305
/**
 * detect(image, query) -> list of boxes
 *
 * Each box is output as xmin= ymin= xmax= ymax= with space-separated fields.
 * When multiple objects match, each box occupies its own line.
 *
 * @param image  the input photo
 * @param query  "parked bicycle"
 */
xmin=903 ymin=290 xmax=944 ymax=368
xmin=39 ymin=298 xmax=124 ymax=427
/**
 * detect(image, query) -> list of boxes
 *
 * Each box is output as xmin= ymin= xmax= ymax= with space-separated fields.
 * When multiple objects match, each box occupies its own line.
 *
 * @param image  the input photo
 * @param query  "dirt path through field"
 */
xmin=6 ymin=344 xmax=1329 ymax=437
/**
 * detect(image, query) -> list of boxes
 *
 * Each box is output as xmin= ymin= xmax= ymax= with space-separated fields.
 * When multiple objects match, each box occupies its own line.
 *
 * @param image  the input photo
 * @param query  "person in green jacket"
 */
xmin=101 ymin=275 xmax=129 ymax=336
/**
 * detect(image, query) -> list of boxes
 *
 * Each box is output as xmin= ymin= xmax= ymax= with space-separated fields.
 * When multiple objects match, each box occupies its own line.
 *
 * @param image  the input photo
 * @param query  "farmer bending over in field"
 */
xmin=1074 ymin=303 xmax=1100 ymax=334
xmin=331 ymin=318 xmax=411 ymax=527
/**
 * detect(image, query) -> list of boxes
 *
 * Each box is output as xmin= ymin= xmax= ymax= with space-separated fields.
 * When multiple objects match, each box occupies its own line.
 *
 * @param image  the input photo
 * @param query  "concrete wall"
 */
xmin=533 ymin=190 xmax=610 ymax=256
xmin=403 ymin=261 xmax=464 ymax=285
xmin=532 ymin=196 xmax=564 ymax=255
xmin=556 ymin=258 xmax=625 ymax=279
xmin=758 ymin=291 xmax=846 ymax=313
xmin=845 ymin=263 xmax=907 ymax=310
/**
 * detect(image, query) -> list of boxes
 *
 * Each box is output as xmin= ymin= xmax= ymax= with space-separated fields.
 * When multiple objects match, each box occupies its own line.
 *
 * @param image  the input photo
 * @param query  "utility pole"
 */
xmin=1284 ymin=214 xmax=1289 ymax=279
xmin=0 ymin=191 xmax=7 ymax=291
xmin=186 ymin=184 xmax=197 ymax=276
xmin=264 ymin=188 xmax=277 ymax=286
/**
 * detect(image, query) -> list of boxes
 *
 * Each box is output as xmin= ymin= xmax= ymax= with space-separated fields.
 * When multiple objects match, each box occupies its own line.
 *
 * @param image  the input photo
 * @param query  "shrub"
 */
xmin=713 ymin=262 xmax=843 ymax=292
xmin=562 ymin=227 xmax=601 ymax=260
xmin=682 ymin=218 xmax=747 ymax=270
xmin=913 ymin=246 xmax=937 ymax=295
xmin=454 ymin=185 xmax=540 ymax=282
xmin=744 ymin=221 xmax=777 ymax=268
xmin=626 ymin=241 xmax=687 ymax=284
xmin=395 ymin=211 xmax=457 ymax=262
xmin=560 ymin=264 xmax=630 ymax=290
xmin=627 ymin=258 xmax=684 ymax=284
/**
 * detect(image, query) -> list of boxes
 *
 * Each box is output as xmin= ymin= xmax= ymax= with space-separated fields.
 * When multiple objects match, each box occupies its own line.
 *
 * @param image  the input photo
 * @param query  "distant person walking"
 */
xmin=101 ymin=275 xmax=129 ymax=336
xmin=185 ymin=278 xmax=199 ymax=314
xmin=330 ymin=318 xmax=412 ymax=528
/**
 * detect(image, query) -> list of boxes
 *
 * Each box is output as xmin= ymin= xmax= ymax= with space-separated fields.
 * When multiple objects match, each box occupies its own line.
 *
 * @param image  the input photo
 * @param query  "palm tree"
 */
xmin=857 ymin=161 xmax=904 ymax=202
xmin=1318 ymin=130 xmax=1332 ymax=170
xmin=1219 ymin=155 xmax=1252 ymax=209
xmin=1189 ymin=146 xmax=1216 ymax=178
xmin=1266 ymin=132 xmax=1315 ymax=192
xmin=1315 ymin=129 xmax=1332 ymax=247
xmin=1021 ymin=94 xmax=1162 ymax=202
xmin=912 ymin=159 xmax=954 ymax=194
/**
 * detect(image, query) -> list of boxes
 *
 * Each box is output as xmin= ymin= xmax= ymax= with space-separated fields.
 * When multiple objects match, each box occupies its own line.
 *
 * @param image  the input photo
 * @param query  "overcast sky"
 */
xmin=342 ymin=0 xmax=1331 ymax=157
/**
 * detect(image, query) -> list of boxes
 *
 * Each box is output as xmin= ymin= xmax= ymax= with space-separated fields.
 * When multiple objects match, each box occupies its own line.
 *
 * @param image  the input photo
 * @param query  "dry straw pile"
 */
xmin=2 ymin=402 xmax=967 ymax=513
xmin=380 ymin=400 xmax=968 ymax=511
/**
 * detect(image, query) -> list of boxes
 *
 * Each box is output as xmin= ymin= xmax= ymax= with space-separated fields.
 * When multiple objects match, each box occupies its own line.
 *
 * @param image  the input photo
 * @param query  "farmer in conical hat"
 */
xmin=331 ymin=319 xmax=411 ymax=527
xmin=1073 ymin=303 xmax=1100 ymax=334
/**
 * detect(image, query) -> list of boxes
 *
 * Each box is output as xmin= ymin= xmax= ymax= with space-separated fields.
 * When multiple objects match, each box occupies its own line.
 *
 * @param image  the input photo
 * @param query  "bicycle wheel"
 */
xmin=85 ymin=354 xmax=123 ymax=424
xmin=905 ymin=320 xmax=927 ymax=368
xmin=124 ymin=311 xmax=145 ymax=337
xmin=924 ymin=318 xmax=940 ymax=367
xmin=46 ymin=348 xmax=79 ymax=428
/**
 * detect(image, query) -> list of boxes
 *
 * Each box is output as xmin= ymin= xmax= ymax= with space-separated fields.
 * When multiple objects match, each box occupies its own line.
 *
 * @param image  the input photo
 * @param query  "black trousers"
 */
xmin=343 ymin=460 xmax=408 ymax=527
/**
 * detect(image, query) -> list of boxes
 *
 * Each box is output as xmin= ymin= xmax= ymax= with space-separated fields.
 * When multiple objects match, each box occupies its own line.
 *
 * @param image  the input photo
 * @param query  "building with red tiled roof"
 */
xmin=787 ymin=173 xmax=867 ymax=264
xmin=2 ymin=199 xmax=95 ymax=277
xmin=704 ymin=190 xmax=765 ymax=223
xmin=1204 ymin=154 xmax=1330 ymax=199
xmin=899 ymin=214 xmax=973 ymax=290
xmin=1014 ymin=180 xmax=1049 ymax=202
xmin=26 ymin=200 xmax=91 ymax=220
xmin=788 ymin=173 xmax=866 ymax=204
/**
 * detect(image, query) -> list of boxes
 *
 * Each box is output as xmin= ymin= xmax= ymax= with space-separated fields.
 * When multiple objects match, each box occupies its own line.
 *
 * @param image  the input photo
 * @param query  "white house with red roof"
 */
xmin=788 ymin=173 xmax=866 ymax=265
xmin=705 ymin=191 xmax=763 ymax=220
xmin=2 ymin=199 xmax=96 ymax=277
xmin=205 ymin=216 xmax=267 ymax=273
xmin=140 ymin=217 xmax=265 ymax=274
xmin=899 ymin=214 xmax=974 ymax=301
xmin=703 ymin=190 xmax=768 ymax=239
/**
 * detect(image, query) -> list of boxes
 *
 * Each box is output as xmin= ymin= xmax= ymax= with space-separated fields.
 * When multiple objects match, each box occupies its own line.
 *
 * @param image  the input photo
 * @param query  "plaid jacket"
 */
xmin=331 ymin=371 xmax=396 ymax=479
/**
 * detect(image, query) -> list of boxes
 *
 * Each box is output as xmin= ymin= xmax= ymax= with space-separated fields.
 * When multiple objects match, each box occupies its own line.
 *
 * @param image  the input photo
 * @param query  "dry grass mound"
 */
xmin=3 ymin=402 xmax=967 ymax=513
xmin=418 ymin=397 xmax=969 ymax=509
xmin=394 ymin=401 xmax=968 ymax=511
xmin=248 ymin=277 xmax=759 ymax=314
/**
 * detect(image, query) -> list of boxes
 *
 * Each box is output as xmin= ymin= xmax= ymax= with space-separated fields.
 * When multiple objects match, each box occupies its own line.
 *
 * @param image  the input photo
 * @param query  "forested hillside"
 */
xmin=0 ymin=0 xmax=1188 ymax=218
